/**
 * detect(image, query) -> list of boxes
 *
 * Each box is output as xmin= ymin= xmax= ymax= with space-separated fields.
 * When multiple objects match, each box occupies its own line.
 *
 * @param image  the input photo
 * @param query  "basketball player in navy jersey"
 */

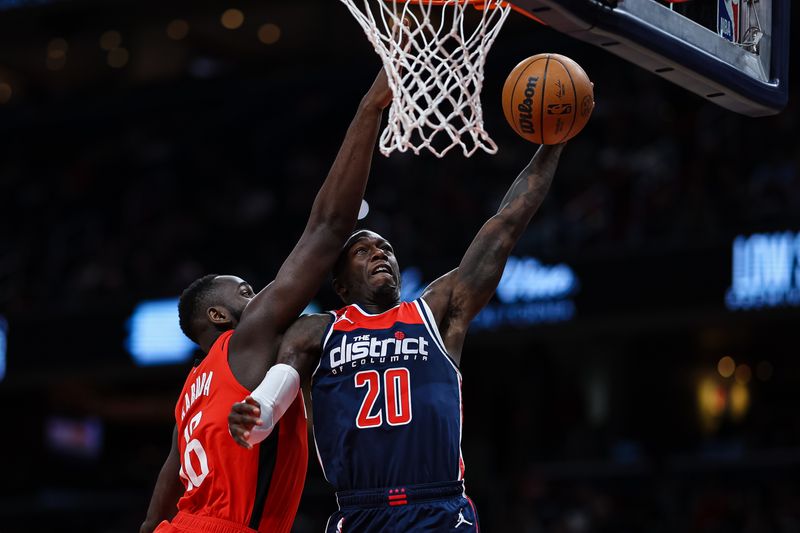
xmin=228 ymin=142 xmax=567 ymax=532
xmin=140 ymin=68 xmax=393 ymax=533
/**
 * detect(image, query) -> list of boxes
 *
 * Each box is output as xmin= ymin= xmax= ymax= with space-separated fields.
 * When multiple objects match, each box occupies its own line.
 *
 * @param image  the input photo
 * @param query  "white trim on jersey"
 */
xmin=310 ymin=311 xmax=338 ymax=484
xmin=415 ymin=297 xmax=465 ymax=481
xmin=416 ymin=298 xmax=450 ymax=357
xmin=413 ymin=301 xmax=446 ymax=357
xmin=416 ymin=298 xmax=463 ymax=380
xmin=456 ymin=372 xmax=465 ymax=481
xmin=312 ymin=311 xmax=338 ymax=382
xmin=351 ymin=302 xmax=401 ymax=317
xmin=321 ymin=311 xmax=338 ymax=348
xmin=310 ymin=396 xmax=330 ymax=483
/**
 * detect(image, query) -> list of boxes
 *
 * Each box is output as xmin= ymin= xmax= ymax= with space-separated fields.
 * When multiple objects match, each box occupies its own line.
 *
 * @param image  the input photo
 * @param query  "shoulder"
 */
xmin=284 ymin=312 xmax=334 ymax=342
xmin=295 ymin=312 xmax=334 ymax=329
xmin=419 ymin=268 xmax=458 ymax=324
xmin=279 ymin=313 xmax=334 ymax=372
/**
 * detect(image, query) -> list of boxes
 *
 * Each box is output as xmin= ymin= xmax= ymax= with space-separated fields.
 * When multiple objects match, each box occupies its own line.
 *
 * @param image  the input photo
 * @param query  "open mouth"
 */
xmin=371 ymin=264 xmax=393 ymax=277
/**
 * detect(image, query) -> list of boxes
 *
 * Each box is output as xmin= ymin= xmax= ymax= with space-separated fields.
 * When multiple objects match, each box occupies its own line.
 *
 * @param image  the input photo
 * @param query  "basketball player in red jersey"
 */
xmin=229 ymin=143 xmax=566 ymax=532
xmin=139 ymin=68 xmax=393 ymax=533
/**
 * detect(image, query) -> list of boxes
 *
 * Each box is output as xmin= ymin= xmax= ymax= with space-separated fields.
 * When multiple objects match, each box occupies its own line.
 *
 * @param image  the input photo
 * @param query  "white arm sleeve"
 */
xmin=246 ymin=363 xmax=301 ymax=445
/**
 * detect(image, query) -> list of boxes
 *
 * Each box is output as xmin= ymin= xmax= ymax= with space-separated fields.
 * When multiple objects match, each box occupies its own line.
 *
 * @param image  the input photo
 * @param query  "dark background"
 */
xmin=0 ymin=1 xmax=798 ymax=531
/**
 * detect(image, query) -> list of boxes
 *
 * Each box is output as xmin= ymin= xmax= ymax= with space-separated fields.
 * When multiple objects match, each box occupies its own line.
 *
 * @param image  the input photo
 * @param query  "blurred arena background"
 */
xmin=0 ymin=0 xmax=798 ymax=531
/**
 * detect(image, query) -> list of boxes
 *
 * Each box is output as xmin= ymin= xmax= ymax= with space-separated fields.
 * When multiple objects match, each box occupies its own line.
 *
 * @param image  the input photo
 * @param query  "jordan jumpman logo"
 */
xmin=455 ymin=509 xmax=473 ymax=528
xmin=334 ymin=310 xmax=354 ymax=325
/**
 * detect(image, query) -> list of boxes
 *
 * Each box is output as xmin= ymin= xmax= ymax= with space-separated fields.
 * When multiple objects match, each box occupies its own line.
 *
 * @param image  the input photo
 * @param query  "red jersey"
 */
xmin=170 ymin=330 xmax=308 ymax=532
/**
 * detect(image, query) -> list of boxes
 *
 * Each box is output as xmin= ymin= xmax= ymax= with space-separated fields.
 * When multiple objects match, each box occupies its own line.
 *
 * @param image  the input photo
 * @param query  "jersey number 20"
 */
xmin=354 ymin=368 xmax=412 ymax=428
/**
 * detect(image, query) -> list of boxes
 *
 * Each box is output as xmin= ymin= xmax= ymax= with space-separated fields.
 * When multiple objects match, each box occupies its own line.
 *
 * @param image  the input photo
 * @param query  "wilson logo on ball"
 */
xmin=517 ymin=76 xmax=539 ymax=134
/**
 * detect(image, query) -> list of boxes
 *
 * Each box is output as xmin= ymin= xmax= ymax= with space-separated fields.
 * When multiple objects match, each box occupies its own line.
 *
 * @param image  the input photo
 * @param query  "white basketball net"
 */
xmin=340 ymin=0 xmax=512 ymax=158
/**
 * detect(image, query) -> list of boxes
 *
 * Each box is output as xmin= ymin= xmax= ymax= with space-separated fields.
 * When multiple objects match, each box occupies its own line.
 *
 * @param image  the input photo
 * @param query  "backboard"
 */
xmin=507 ymin=0 xmax=790 ymax=116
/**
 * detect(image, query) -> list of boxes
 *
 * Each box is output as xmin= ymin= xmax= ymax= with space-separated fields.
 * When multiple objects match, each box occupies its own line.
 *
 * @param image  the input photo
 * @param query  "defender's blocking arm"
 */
xmin=422 ymin=144 xmax=565 ymax=362
xmin=228 ymin=70 xmax=391 ymax=386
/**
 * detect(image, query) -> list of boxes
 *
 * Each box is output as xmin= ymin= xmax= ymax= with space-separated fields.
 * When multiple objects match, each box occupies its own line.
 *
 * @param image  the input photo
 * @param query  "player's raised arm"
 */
xmin=422 ymin=144 xmax=565 ymax=363
xmin=140 ymin=427 xmax=183 ymax=533
xmin=229 ymin=313 xmax=331 ymax=447
xmin=228 ymin=70 xmax=391 ymax=382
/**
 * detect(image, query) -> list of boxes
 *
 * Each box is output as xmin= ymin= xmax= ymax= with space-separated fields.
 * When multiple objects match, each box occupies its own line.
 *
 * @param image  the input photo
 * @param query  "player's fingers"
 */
xmin=233 ymin=401 xmax=260 ymax=417
xmin=227 ymin=421 xmax=251 ymax=449
xmin=244 ymin=396 xmax=260 ymax=408
xmin=233 ymin=400 xmax=255 ymax=412
xmin=229 ymin=420 xmax=259 ymax=449
xmin=397 ymin=17 xmax=411 ymax=51
xmin=228 ymin=412 xmax=263 ymax=428
xmin=232 ymin=429 xmax=252 ymax=449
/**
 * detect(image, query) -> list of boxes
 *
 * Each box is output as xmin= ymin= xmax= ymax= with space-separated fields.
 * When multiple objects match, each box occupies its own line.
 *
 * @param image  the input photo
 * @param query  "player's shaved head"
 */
xmin=178 ymin=273 xmax=221 ymax=344
xmin=179 ymin=274 xmax=254 ymax=348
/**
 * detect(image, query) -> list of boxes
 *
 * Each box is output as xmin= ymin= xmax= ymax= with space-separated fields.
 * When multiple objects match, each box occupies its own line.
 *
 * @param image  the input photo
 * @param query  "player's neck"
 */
xmin=197 ymin=329 xmax=225 ymax=354
xmin=352 ymin=293 xmax=400 ymax=314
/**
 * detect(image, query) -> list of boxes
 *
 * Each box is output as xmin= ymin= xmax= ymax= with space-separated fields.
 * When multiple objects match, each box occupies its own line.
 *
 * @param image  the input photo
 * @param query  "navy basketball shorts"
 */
xmin=325 ymin=480 xmax=479 ymax=533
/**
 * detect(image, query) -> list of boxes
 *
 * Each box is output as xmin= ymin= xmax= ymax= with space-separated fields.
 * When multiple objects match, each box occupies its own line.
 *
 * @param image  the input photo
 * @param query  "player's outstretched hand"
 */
xmin=364 ymin=18 xmax=409 ymax=110
xmin=228 ymin=396 xmax=263 ymax=449
xmin=364 ymin=68 xmax=392 ymax=111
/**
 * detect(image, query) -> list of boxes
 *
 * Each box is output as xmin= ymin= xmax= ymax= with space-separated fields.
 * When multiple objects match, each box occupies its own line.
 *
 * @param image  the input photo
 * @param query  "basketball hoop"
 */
xmin=340 ymin=0 xmax=512 ymax=157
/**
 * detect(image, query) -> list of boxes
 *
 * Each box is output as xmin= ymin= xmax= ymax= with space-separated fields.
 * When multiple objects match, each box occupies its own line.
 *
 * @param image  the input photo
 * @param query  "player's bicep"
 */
xmin=263 ymin=227 xmax=342 ymax=326
xmin=233 ymin=227 xmax=340 ymax=351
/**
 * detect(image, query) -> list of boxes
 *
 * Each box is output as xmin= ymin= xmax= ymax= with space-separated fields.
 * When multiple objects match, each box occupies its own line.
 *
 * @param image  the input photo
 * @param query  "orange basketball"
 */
xmin=502 ymin=53 xmax=594 ymax=145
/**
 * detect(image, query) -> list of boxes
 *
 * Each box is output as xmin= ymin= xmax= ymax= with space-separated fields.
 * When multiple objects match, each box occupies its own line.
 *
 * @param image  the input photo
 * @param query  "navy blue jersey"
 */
xmin=311 ymin=299 xmax=464 ymax=491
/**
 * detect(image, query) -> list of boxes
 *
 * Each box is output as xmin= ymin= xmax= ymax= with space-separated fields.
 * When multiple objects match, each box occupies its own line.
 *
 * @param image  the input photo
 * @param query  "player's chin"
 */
xmin=376 ymin=281 xmax=401 ymax=300
xmin=367 ymin=279 xmax=396 ymax=295
xmin=375 ymin=275 xmax=398 ymax=287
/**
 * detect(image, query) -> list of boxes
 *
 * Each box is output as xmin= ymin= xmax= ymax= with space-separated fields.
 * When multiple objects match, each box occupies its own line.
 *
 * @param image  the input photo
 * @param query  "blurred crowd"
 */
xmin=1 ymin=54 xmax=798 ymax=316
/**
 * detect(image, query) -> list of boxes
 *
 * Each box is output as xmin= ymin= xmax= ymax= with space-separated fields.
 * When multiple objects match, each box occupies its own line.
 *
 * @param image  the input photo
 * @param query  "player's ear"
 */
xmin=207 ymin=306 xmax=231 ymax=325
